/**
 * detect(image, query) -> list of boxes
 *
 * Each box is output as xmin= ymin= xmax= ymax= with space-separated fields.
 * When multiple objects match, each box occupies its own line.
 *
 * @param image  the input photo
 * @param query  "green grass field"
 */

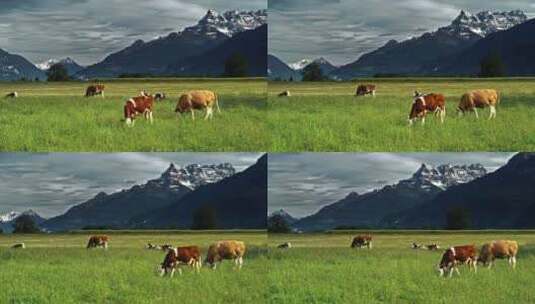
xmin=0 ymin=231 xmax=267 ymax=304
xmin=268 ymin=78 xmax=535 ymax=151
xmin=266 ymin=231 xmax=535 ymax=303
xmin=0 ymin=78 xmax=267 ymax=152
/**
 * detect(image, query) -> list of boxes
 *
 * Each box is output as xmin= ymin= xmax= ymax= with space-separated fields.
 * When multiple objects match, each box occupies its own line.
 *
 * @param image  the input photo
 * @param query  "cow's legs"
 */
xmin=149 ymin=111 xmax=153 ymax=124
xmin=489 ymin=105 xmax=496 ymax=119
xmin=169 ymin=268 xmax=175 ymax=278
xmin=473 ymin=108 xmax=479 ymax=119
xmin=472 ymin=260 xmax=477 ymax=273
xmin=101 ymin=91 xmax=105 ymax=98
xmin=512 ymin=256 xmax=517 ymax=269
xmin=454 ymin=267 xmax=461 ymax=276
xmin=204 ymin=107 xmax=212 ymax=120
xmin=421 ymin=117 xmax=426 ymax=126
xmin=448 ymin=267 xmax=454 ymax=278
xmin=191 ymin=109 xmax=195 ymax=120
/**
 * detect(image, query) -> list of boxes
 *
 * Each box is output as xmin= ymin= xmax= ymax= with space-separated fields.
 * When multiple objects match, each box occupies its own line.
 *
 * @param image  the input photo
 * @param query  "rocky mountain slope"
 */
xmin=36 ymin=57 xmax=84 ymax=76
xmin=0 ymin=48 xmax=46 ymax=81
xmin=331 ymin=10 xmax=527 ymax=78
xmin=0 ymin=210 xmax=46 ymax=233
xmin=41 ymin=163 xmax=235 ymax=231
xmin=293 ymin=163 xmax=487 ymax=231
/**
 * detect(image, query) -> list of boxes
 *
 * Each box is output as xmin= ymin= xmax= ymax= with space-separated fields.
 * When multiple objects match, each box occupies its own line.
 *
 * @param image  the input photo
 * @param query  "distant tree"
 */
xmin=446 ymin=207 xmax=470 ymax=230
xmin=289 ymin=76 xmax=294 ymax=82
xmin=12 ymin=215 xmax=40 ymax=233
xmin=191 ymin=206 xmax=217 ymax=230
xmin=47 ymin=63 xmax=70 ymax=81
xmin=268 ymin=214 xmax=291 ymax=233
xmin=302 ymin=62 xmax=324 ymax=81
xmin=34 ymin=77 xmax=40 ymax=82
xmin=224 ymin=53 xmax=249 ymax=77
xmin=479 ymin=52 xmax=505 ymax=77
xmin=0 ymin=227 xmax=3 ymax=234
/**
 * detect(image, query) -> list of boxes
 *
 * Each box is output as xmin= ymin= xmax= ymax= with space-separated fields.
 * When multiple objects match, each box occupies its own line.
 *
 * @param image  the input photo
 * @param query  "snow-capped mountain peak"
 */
xmin=289 ymin=59 xmax=313 ymax=70
xmin=439 ymin=10 xmax=527 ymax=40
xmin=402 ymin=163 xmax=487 ymax=190
xmin=153 ymin=162 xmax=236 ymax=190
xmin=36 ymin=57 xmax=81 ymax=71
xmin=0 ymin=211 xmax=21 ymax=222
xmin=183 ymin=9 xmax=267 ymax=38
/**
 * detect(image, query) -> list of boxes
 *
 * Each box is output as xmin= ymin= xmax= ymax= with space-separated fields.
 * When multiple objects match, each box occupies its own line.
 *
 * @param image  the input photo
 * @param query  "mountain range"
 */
xmin=331 ymin=10 xmax=529 ymax=78
xmin=268 ymin=56 xmax=337 ymax=80
xmin=270 ymin=10 xmax=533 ymax=80
xmin=0 ymin=49 xmax=46 ymax=81
xmin=0 ymin=210 xmax=46 ymax=233
xmin=41 ymin=156 xmax=265 ymax=232
xmin=0 ymin=9 xmax=266 ymax=80
xmin=292 ymin=153 xmax=535 ymax=231
xmin=292 ymin=163 xmax=487 ymax=231
xmin=75 ymin=9 xmax=266 ymax=78
xmin=36 ymin=58 xmax=84 ymax=76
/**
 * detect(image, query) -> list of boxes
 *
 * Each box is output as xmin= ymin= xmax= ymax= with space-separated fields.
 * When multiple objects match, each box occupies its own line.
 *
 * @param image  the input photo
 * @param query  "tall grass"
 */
xmin=0 ymin=79 xmax=267 ymax=152
xmin=267 ymin=232 xmax=535 ymax=304
xmin=0 ymin=232 xmax=268 ymax=304
xmin=268 ymin=79 xmax=535 ymax=151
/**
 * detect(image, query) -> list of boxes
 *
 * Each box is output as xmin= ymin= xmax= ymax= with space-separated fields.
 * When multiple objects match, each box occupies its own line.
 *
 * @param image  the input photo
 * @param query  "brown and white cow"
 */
xmin=408 ymin=91 xmax=446 ymax=125
xmin=355 ymin=84 xmax=376 ymax=97
xmin=154 ymin=92 xmax=166 ymax=101
xmin=175 ymin=90 xmax=220 ymax=120
xmin=5 ymin=92 xmax=18 ymax=98
xmin=277 ymin=242 xmax=292 ymax=249
xmin=478 ymin=240 xmax=518 ymax=269
xmin=457 ymin=89 xmax=499 ymax=119
xmin=205 ymin=240 xmax=246 ymax=270
xmin=85 ymin=84 xmax=105 ymax=98
xmin=124 ymin=95 xmax=154 ymax=126
xmin=437 ymin=245 xmax=477 ymax=277
xmin=159 ymin=246 xmax=202 ymax=277
xmin=86 ymin=235 xmax=109 ymax=249
xmin=351 ymin=235 xmax=373 ymax=249
xmin=425 ymin=244 xmax=440 ymax=251
xmin=11 ymin=243 xmax=25 ymax=249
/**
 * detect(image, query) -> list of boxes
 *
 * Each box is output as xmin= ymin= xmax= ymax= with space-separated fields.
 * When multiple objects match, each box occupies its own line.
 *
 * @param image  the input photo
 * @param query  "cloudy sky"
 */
xmin=269 ymin=0 xmax=535 ymax=65
xmin=0 ymin=0 xmax=265 ymax=65
xmin=0 ymin=153 xmax=262 ymax=218
xmin=268 ymin=153 xmax=515 ymax=218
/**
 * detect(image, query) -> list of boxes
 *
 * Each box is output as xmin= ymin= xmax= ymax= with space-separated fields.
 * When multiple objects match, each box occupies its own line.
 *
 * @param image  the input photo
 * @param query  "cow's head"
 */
xmin=437 ymin=248 xmax=455 ymax=276
xmin=408 ymin=96 xmax=427 ymax=124
xmin=175 ymin=96 xmax=190 ymax=113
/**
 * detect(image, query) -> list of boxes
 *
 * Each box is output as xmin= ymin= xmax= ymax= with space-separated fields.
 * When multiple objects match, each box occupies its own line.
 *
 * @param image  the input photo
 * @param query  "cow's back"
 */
xmin=217 ymin=240 xmax=246 ymax=258
xmin=493 ymin=240 xmax=518 ymax=257
xmin=189 ymin=90 xmax=216 ymax=104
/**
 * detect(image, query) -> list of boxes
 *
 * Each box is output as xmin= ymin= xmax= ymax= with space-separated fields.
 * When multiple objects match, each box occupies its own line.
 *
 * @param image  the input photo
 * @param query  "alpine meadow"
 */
xmin=268 ymin=78 xmax=535 ymax=151
xmin=0 ymin=78 xmax=267 ymax=152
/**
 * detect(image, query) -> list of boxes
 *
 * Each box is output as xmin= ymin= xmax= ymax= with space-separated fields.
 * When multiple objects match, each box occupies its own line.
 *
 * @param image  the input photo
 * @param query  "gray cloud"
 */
xmin=269 ymin=0 xmax=535 ymax=65
xmin=0 ymin=0 xmax=265 ymax=65
xmin=0 ymin=153 xmax=262 ymax=218
xmin=268 ymin=153 xmax=514 ymax=218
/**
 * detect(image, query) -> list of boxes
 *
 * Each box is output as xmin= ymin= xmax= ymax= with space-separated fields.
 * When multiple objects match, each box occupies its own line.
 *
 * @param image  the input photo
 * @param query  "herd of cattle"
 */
xmin=277 ymin=235 xmax=520 ymax=278
xmin=86 ymin=235 xmax=246 ymax=277
xmin=277 ymin=84 xmax=501 ymax=125
xmin=3 ymin=84 xmax=221 ymax=126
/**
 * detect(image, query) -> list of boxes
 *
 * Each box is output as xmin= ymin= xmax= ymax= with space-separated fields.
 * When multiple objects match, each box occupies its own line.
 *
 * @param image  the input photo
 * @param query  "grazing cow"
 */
xmin=85 ymin=84 xmax=105 ymax=98
xmin=146 ymin=243 xmax=162 ymax=250
xmin=124 ymin=95 xmax=154 ymax=126
xmin=277 ymin=242 xmax=292 ymax=249
xmin=11 ymin=243 xmax=25 ymax=249
xmin=457 ymin=89 xmax=500 ymax=119
xmin=351 ymin=235 xmax=373 ymax=249
xmin=355 ymin=84 xmax=376 ymax=97
xmin=478 ymin=240 xmax=518 ymax=269
xmin=412 ymin=242 xmax=423 ymax=249
xmin=5 ymin=92 xmax=18 ymax=98
xmin=408 ymin=91 xmax=446 ymax=125
xmin=425 ymin=244 xmax=440 ymax=251
xmin=205 ymin=240 xmax=246 ymax=270
xmin=159 ymin=246 xmax=202 ymax=277
xmin=154 ymin=92 xmax=166 ymax=101
xmin=175 ymin=90 xmax=220 ymax=120
xmin=278 ymin=90 xmax=291 ymax=97
xmin=86 ymin=235 xmax=109 ymax=249
xmin=160 ymin=244 xmax=174 ymax=251
xmin=437 ymin=245 xmax=477 ymax=277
